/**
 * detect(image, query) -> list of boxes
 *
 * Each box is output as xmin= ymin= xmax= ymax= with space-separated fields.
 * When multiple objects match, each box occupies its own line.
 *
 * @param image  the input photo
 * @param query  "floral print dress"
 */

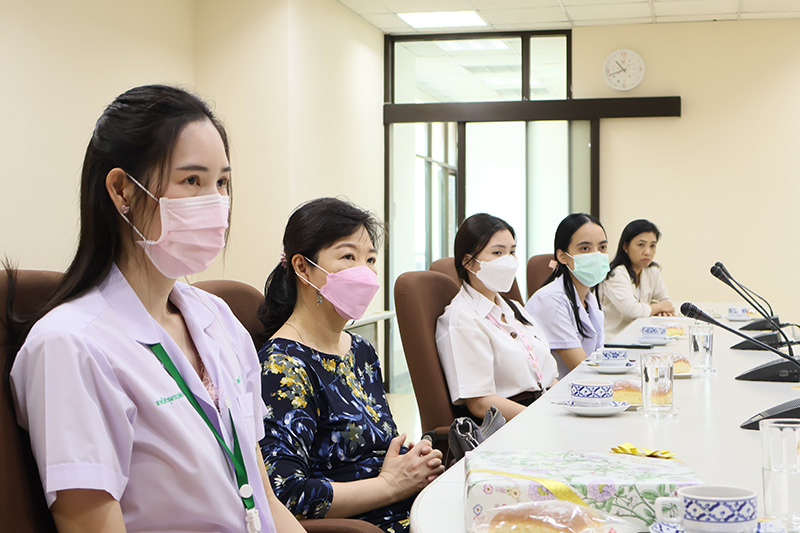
xmin=259 ymin=335 xmax=412 ymax=533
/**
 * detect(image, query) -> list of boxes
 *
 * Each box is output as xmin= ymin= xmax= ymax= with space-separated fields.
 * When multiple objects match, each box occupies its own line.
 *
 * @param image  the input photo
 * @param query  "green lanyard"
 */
xmin=148 ymin=343 xmax=259 ymax=521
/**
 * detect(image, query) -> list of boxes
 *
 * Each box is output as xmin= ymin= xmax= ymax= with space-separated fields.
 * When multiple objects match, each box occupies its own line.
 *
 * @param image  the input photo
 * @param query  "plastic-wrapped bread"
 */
xmin=483 ymin=501 xmax=637 ymax=533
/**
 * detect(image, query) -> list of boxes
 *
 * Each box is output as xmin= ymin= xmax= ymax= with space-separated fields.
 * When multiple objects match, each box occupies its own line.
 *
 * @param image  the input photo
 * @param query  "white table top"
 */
xmin=409 ymin=315 xmax=800 ymax=532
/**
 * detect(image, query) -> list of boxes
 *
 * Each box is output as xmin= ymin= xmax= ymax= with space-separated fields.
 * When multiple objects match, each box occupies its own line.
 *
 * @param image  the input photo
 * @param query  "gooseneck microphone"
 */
xmin=709 ymin=263 xmax=792 ymax=356
xmin=680 ymin=302 xmax=800 ymax=371
xmin=681 ymin=302 xmax=800 ymax=430
xmin=715 ymin=262 xmax=774 ymax=318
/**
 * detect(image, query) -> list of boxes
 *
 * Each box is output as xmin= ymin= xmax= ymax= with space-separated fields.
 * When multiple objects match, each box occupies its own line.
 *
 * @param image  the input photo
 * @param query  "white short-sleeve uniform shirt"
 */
xmin=11 ymin=265 xmax=276 ymax=533
xmin=435 ymin=283 xmax=558 ymax=405
xmin=525 ymin=278 xmax=605 ymax=378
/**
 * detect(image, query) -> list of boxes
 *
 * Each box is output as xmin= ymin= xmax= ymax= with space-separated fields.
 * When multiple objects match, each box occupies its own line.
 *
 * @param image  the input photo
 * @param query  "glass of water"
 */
xmin=760 ymin=418 xmax=800 ymax=532
xmin=639 ymin=353 xmax=676 ymax=418
xmin=689 ymin=322 xmax=714 ymax=373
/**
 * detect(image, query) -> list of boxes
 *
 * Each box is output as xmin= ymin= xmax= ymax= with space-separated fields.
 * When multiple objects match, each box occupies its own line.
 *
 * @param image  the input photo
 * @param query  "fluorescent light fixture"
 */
xmin=436 ymin=39 xmax=509 ymax=52
xmin=398 ymin=11 xmax=487 ymax=29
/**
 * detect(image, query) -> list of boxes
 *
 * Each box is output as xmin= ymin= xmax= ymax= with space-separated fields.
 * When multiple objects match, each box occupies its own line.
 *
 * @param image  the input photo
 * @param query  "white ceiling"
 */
xmin=336 ymin=0 xmax=800 ymax=34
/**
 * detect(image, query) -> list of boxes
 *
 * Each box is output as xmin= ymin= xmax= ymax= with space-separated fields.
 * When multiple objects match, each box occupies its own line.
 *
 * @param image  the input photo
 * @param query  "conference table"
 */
xmin=409 ymin=308 xmax=800 ymax=532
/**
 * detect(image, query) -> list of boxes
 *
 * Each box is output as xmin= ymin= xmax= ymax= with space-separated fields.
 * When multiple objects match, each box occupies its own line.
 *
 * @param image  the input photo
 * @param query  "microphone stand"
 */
xmin=681 ymin=302 xmax=800 ymax=429
xmin=710 ymin=264 xmax=794 ymax=355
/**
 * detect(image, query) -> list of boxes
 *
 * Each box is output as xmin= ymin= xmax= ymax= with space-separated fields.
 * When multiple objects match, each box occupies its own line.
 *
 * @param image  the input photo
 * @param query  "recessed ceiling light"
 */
xmin=398 ymin=11 xmax=487 ymax=29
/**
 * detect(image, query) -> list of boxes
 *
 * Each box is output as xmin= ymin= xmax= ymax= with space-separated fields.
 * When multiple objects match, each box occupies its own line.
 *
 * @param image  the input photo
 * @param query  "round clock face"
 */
xmin=603 ymin=49 xmax=644 ymax=91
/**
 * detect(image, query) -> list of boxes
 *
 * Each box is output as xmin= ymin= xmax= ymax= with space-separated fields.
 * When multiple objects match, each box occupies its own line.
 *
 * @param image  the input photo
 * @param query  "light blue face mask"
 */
xmin=565 ymin=252 xmax=610 ymax=287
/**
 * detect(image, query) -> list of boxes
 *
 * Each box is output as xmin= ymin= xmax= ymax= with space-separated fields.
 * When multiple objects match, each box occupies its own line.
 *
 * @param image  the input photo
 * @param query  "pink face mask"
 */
xmin=120 ymin=173 xmax=230 ymax=279
xmin=297 ymin=257 xmax=380 ymax=320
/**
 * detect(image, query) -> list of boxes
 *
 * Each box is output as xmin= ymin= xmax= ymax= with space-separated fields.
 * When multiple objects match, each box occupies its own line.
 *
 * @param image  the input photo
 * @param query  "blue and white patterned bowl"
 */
xmin=569 ymin=380 xmax=613 ymax=407
xmin=642 ymin=324 xmax=668 ymax=338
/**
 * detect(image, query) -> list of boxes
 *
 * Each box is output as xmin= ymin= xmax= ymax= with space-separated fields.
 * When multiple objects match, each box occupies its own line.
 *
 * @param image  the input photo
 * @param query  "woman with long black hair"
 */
xmin=435 ymin=213 xmax=558 ymax=422
xmin=6 ymin=85 xmax=302 ymax=533
xmin=526 ymin=213 xmax=609 ymax=378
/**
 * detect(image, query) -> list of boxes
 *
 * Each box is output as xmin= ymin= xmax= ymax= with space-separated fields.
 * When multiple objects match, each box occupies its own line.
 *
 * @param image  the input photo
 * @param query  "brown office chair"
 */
xmin=191 ymin=279 xmax=269 ymax=349
xmin=0 ymin=269 xmax=61 ymax=532
xmin=394 ymin=270 xmax=472 ymax=458
xmin=0 ymin=270 xmax=379 ymax=533
xmin=429 ymin=257 xmax=523 ymax=304
xmin=527 ymin=254 xmax=556 ymax=299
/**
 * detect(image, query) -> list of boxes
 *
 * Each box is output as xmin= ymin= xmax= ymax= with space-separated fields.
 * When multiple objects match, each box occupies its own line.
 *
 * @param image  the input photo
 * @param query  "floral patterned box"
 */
xmin=465 ymin=450 xmax=703 ymax=531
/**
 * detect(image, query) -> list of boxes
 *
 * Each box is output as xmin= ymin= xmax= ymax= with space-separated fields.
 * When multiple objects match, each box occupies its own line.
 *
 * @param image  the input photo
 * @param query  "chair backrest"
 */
xmin=393 ymin=270 xmax=464 ymax=436
xmin=429 ymin=257 xmax=524 ymax=304
xmin=1 ymin=269 xmax=61 ymax=532
xmin=191 ymin=279 xmax=267 ymax=349
xmin=527 ymin=254 xmax=556 ymax=299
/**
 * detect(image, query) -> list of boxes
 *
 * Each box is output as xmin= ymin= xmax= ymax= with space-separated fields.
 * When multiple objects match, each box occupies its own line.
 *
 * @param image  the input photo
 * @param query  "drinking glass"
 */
xmin=639 ymin=353 xmax=676 ymax=418
xmin=689 ymin=322 xmax=714 ymax=373
xmin=760 ymin=418 xmax=800 ymax=532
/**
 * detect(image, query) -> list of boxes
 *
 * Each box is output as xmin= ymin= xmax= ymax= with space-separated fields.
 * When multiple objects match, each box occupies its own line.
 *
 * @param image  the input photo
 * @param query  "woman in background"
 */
xmin=8 ymin=85 xmax=301 ymax=533
xmin=599 ymin=219 xmax=674 ymax=338
xmin=435 ymin=213 xmax=558 ymax=422
xmin=258 ymin=197 xmax=443 ymax=533
xmin=526 ymin=213 xmax=608 ymax=378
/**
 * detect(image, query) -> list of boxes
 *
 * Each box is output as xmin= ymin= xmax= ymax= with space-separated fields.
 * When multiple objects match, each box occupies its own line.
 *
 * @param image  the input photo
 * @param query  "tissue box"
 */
xmin=465 ymin=450 xmax=702 ymax=530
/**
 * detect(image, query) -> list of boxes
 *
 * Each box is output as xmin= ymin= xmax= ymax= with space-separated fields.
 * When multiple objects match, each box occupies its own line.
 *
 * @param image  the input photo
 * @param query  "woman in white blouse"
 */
xmin=599 ymin=219 xmax=674 ymax=338
xmin=435 ymin=214 xmax=558 ymax=421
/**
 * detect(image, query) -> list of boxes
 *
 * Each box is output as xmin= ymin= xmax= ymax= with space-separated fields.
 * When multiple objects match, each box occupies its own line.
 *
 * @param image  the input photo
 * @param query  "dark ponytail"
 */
xmin=258 ymin=197 xmax=383 ymax=339
xmin=542 ymin=213 xmax=605 ymax=339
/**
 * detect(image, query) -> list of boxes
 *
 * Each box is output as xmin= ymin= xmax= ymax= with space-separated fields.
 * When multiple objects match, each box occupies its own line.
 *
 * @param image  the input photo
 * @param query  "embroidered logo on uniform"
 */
xmin=156 ymin=392 xmax=185 ymax=406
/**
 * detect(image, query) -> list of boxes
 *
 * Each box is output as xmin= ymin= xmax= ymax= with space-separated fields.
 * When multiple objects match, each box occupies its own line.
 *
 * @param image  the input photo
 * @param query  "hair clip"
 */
xmin=280 ymin=251 xmax=287 ymax=269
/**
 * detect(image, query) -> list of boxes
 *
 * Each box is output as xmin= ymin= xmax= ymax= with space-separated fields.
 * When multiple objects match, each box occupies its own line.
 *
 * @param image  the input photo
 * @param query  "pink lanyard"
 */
xmin=486 ymin=313 xmax=544 ymax=384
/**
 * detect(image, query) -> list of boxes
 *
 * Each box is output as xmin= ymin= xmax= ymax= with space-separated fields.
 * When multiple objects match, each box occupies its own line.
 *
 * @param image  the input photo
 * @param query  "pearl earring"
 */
xmin=121 ymin=205 xmax=130 ymax=215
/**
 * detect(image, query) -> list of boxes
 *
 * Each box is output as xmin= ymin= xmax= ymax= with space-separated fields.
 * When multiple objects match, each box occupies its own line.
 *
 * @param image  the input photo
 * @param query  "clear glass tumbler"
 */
xmin=760 ymin=418 xmax=800 ymax=532
xmin=689 ymin=322 xmax=714 ymax=373
xmin=639 ymin=352 xmax=675 ymax=418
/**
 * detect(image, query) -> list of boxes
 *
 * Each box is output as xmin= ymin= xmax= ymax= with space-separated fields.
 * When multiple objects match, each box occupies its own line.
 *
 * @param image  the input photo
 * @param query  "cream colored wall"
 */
xmin=0 ymin=0 xmax=195 ymax=271
xmin=573 ymin=20 xmax=800 ymax=317
xmin=3 ymin=0 xmax=385 ymax=308
xmin=193 ymin=0 xmax=385 ymax=304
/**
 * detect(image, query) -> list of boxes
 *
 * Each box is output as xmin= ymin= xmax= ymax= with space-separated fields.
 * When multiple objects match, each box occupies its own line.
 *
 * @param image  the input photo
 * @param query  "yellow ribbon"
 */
xmin=467 ymin=468 xmax=587 ymax=506
xmin=611 ymin=442 xmax=677 ymax=460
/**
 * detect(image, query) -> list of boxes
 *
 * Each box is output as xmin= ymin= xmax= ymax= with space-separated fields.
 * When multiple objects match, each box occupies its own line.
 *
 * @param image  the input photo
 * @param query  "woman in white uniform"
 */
xmin=599 ymin=219 xmax=674 ymax=338
xmin=526 ymin=213 xmax=609 ymax=378
xmin=436 ymin=213 xmax=558 ymax=421
xmin=7 ymin=85 xmax=303 ymax=533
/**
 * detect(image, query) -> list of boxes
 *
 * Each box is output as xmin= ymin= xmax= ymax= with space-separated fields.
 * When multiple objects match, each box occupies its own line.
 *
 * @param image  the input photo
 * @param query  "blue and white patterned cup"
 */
xmin=591 ymin=348 xmax=628 ymax=366
xmin=655 ymin=485 xmax=758 ymax=533
xmin=641 ymin=324 xmax=668 ymax=338
xmin=569 ymin=380 xmax=613 ymax=407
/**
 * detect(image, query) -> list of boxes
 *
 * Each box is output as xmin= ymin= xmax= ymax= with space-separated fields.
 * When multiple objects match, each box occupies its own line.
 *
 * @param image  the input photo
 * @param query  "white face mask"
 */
xmin=471 ymin=254 xmax=519 ymax=293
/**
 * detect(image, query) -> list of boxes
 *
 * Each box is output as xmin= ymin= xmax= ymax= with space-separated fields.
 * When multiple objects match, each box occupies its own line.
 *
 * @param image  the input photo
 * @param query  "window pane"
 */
xmin=394 ymin=38 xmax=522 ymax=103
xmin=530 ymin=35 xmax=567 ymax=100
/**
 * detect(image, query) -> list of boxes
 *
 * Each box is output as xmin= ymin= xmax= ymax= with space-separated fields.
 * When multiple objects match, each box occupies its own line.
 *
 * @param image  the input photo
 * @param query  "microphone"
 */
xmin=680 ymin=302 xmax=799 ymax=371
xmin=716 ymin=262 xmax=774 ymax=317
xmin=681 ymin=302 xmax=800 ymax=430
xmin=714 ymin=261 xmax=780 ymax=331
xmin=709 ymin=263 xmax=791 ymax=353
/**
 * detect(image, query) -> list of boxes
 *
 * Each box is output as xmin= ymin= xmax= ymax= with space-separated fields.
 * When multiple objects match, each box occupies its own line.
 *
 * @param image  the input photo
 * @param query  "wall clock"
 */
xmin=603 ymin=49 xmax=644 ymax=91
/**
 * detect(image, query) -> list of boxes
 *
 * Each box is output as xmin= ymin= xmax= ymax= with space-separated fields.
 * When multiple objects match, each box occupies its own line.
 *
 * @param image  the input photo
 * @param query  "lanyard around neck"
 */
xmin=148 ymin=343 xmax=254 ymax=511
xmin=485 ymin=313 xmax=543 ymax=384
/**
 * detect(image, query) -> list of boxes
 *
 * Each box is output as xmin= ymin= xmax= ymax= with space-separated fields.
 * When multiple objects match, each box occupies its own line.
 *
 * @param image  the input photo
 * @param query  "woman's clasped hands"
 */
xmin=378 ymin=433 xmax=445 ymax=501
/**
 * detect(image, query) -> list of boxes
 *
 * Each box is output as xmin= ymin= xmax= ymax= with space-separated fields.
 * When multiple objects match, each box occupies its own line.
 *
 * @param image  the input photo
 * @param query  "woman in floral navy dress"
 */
xmin=257 ymin=197 xmax=444 ymax=532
